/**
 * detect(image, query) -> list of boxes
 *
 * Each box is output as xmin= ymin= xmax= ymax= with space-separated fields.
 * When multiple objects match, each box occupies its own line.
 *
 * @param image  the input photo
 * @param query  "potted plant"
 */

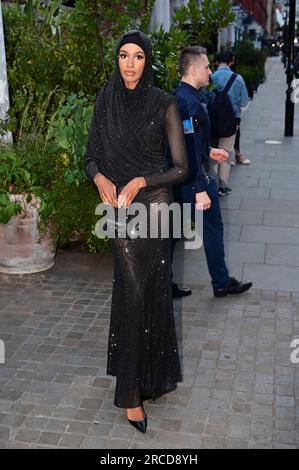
xmin=0 ymin=136 xmax=57 ymax=274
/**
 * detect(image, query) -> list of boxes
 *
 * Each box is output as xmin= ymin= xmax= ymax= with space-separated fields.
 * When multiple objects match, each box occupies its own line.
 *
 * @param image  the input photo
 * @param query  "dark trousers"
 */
xmin=172 ymin=177 xmax=230 ymax=290
xmin=234 ymin=117 xmax=241 ymax=154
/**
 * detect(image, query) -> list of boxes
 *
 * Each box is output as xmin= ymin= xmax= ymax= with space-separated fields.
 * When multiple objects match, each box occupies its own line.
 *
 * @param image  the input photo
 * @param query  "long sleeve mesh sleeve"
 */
xmin=84 ymin=96 xmax=102 ymax=182
xmin=144 ymin=99 xmax=188 ymax=189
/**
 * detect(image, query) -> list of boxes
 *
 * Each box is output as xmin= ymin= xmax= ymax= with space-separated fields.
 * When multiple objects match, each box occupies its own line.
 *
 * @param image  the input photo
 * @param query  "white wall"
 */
xmin=150 ymin=0 xmax=171 ymax=32
xmin=150 ymin=0 xmax=189 ymax=32
xmin=0 ymin=0 xmax=12 ymax=143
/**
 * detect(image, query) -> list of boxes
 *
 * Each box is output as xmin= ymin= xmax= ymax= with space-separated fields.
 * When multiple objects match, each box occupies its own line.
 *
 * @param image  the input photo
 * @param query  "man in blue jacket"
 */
xmin=172 ymin=46 xmax=252 ymax=298
xmin=212 ymin=51 xmax=250 ymax=170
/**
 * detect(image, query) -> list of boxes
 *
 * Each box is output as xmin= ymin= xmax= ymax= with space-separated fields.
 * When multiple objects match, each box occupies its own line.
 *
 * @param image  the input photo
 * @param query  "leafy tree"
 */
xmin=172 ymin=0 xmax=235 ymax=51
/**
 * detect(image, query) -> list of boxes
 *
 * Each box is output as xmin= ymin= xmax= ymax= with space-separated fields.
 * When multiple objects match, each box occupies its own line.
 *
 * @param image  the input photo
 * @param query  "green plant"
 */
xmin=0 ymin=139 xmax=54 ymax=226
xmin=23 ymin=0 xmax=64 ymax=36
xmin=235 ymin=65 xmax=257 ymax=88
xmin=234 ymin=39 xmax=267 ymax=69
xmin=46 ymin=92 xmax=94 ymax=186
xmin=0 ymin=148 xmax=29 ymax=223
xmin=172 ymin=0 xmax=235 ymax=50
xmin=0 ymin=190 xmax=22 ymax=225
xmin=150 ymin=27 xmax=189 ymax=91
xmin=3 ymin=6 xmax=67 ymax=138
xmin=234 ymin=39 xmax=267 ymax=94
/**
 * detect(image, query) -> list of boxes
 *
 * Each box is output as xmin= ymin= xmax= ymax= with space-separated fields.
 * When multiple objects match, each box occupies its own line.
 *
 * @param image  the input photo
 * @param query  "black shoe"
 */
xmin=128 ymin=414 xmax=147 ymax=434
xmin=213 ymin=277 xmax=252 ymax=298
xmin=218 ymin=187 xmax=228 ymax=197
xmin=172 ymin=282 xmax=192 ymax=298
xmin=218 ymin=187 xmax=232 ymax=197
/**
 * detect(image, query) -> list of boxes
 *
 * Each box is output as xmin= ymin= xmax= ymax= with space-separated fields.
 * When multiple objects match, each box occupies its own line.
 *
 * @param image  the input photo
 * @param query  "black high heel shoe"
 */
xmin=127 ymin=405 xmax=147 ymax=434
xmin=128 ymin=413 xmax=147 ymax=433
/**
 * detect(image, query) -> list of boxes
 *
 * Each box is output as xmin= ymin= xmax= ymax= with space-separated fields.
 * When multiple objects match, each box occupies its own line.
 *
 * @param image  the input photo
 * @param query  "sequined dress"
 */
xmin=85 ymin=89 xmax=188 ymax=408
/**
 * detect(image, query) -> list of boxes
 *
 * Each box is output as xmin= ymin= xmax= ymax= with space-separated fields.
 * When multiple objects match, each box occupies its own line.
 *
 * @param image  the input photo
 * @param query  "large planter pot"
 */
xmin=0 ymin=194 xmax=56 ymax=274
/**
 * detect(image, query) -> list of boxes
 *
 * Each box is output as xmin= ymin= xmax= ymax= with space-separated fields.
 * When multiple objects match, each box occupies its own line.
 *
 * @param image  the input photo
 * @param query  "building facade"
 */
xmin=150 ymin=0 xmax=278 ymax=50
xmin=150 ymin=0 xmax=188 ymax=32
xmin=219 ymin=1 xmax=278 ymax=49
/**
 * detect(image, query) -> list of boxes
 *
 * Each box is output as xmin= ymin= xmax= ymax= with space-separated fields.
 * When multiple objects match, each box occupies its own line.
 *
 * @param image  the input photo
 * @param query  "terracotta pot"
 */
xmin=0 ymin=194 xmax=56 ymax=274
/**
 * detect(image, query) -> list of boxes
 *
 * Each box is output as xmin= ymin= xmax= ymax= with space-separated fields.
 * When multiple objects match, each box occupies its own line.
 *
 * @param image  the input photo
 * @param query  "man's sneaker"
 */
xmin=218 ymin=187 xmax=232 ymax=197
xmin=218 ymin=187 xmax=227 ymax=197
xmin=230 ymin=160 xmax=236 ymax=166
xmin=236 ymin=154 xmax=251 ymax=165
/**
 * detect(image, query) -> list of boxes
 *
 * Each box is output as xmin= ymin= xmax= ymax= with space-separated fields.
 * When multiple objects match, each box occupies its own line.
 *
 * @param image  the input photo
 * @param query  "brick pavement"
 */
xmin=0 ymin=274 xmax=298 ymax=449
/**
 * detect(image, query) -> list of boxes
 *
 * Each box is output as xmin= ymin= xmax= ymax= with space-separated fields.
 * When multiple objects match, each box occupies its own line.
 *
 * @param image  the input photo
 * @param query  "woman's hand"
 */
xmin=118 ymin=177 xmax=147 ymax=208
xmin=195 ymin=191 xmax=211 ymax=211
xmin=94 ymin=173 xmax=118 ymax=208
xmin=210 ymin=148 xmax=229 ymax=163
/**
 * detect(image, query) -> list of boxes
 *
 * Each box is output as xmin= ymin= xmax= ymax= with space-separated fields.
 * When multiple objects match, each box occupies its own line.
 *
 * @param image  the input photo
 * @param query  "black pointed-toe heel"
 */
xmin=128 ymin=413 xmax=147 ymax=434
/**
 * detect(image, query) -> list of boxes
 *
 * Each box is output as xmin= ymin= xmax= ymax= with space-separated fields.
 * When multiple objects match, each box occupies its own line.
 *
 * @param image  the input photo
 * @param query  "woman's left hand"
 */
xmin=118 ymin=177 xmax=147 ymax=208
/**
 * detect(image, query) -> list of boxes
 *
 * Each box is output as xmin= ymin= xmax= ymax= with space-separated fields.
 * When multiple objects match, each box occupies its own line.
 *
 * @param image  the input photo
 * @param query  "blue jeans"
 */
xmin=172 ymin=176 xmax=230 ymax=290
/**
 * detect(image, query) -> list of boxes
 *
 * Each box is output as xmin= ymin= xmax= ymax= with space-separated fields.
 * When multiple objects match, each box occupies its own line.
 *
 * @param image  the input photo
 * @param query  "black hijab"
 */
xmin=91 ymin=30 xmax=168 ymax=187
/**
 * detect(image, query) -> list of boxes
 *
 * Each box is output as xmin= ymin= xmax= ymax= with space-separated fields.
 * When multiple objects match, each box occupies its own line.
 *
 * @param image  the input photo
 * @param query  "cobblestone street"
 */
xmin=0 ymin=57 xmax=298 ymax=449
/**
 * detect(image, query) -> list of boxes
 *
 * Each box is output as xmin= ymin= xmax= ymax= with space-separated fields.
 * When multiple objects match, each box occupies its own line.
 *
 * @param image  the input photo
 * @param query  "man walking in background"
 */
xmin=211 ymin=52 xmax=250 ymax=196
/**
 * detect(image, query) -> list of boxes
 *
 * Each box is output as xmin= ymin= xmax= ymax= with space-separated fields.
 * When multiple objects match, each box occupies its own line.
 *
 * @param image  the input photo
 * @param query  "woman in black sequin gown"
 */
xmin=84 ymin=31 xmax=188 ymax=430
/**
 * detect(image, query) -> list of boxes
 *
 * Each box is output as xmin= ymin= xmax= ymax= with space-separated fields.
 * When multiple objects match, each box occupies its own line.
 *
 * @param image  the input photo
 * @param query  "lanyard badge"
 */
xmin=182 ymin=117 xmax=194 ymax=134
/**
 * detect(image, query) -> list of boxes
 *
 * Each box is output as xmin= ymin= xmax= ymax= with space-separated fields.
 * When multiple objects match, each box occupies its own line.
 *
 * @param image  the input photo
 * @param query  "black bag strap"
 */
xmin=223 ymin=73 xmax=238 ymax=94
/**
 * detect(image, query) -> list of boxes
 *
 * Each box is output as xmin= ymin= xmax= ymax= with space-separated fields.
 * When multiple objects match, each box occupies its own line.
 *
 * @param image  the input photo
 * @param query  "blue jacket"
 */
xmin=173 ymin=81 xmax=211 ymax=194
xmin=212 ymin=66 xmax=248 ymax=119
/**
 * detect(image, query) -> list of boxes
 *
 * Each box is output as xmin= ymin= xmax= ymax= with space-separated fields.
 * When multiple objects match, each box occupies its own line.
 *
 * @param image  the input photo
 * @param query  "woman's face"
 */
xmin=118 ymin=43 xmax=145 ymax=89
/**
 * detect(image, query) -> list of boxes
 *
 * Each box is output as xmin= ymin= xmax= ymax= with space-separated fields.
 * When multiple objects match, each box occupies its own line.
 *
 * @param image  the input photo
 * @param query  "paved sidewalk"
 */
xmin=0 ymin=57 xmax=298 ymax=449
